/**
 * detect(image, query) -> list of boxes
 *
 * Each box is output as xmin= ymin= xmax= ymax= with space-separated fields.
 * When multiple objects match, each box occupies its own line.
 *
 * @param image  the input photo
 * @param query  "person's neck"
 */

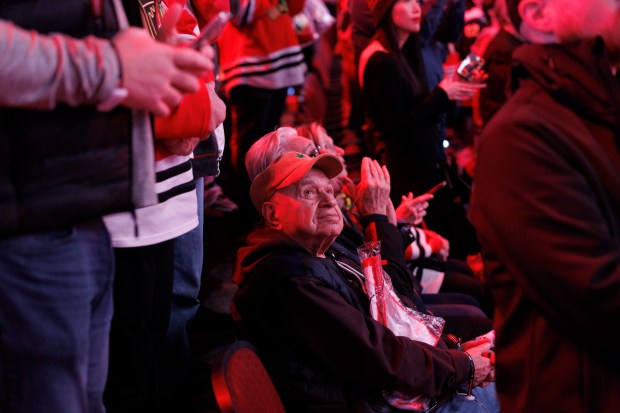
xmin=306 ymin=239 xmax=331 ymax=258
xmin=297 ymin=234 xmax=338 ymax=258
xmin=520 ymin=24 xmax=557 ymax=44
xmin=503 ymin=23 xmax=522 ymax=41
xmin=397 ymin=29 xmax=409 ymax=49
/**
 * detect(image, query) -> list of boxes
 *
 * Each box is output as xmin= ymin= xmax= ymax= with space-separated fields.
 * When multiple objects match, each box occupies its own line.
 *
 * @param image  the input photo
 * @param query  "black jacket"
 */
xmin=232 ymin=218 xmax=470 ymax=413
xmin=0 ymin=0 xmax=142 ymax=236
xmin=471 ymin=39 xmax=620 ymax=413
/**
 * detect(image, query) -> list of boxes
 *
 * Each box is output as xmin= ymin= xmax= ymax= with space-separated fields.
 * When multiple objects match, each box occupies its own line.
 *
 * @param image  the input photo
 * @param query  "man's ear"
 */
xmin=519 ymin=0 xmax=554 ymax=35
xmin=262 ymin=202 xmax=281 ymax=229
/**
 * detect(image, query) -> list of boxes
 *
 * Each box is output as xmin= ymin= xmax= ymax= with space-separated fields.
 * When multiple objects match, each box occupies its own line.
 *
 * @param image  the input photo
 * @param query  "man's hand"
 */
xmin=465 ymin=341 xmax=493 ymax=387
xmin=112 ymin=3 xmax=215 ymax=117
xmin=439 ymin=77 xmax=486 ymax=101
xmin=463 ymin=332 xmax=496 ymax=387
xmin=354 ymin=158 xmax=391 ymax=217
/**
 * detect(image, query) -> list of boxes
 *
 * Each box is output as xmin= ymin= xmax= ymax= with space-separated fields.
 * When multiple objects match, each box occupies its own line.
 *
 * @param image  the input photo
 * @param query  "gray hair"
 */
xmin=245 ymin=127 xmax=314 ymax=180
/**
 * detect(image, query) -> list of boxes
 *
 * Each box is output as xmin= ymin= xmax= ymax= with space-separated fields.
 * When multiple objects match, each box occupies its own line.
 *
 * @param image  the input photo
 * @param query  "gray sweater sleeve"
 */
xmin=0 ymin=19 xmax=120 ymax=109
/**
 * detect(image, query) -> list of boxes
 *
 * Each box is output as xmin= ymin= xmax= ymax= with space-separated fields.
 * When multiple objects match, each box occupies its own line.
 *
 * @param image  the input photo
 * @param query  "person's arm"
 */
xmin=0 ymin=18 xmax=213 ymax=116
xmin=433 ymin=0 xmax=465 ymax=44
xmin=0 ymin=19 xmax=120 ymax=109
xmin=470 ymin=104 xmax=620 ymax=350
xmin=402 ymin=225 xmax=433 ymax=261
xmin=360 ymin=214 xmax=424 ymax=301
xmin=154 ymin=4 xmax=223 ymax=147
xmin=346 ymin=158 xmax=421 ymax=298
xmin=153 ymin=76 xmax=210 ymax=155
xmin=262 ymin=274 xmax=472 ymax=397
xmin=419 ymin=0 xmax=449 ymax=46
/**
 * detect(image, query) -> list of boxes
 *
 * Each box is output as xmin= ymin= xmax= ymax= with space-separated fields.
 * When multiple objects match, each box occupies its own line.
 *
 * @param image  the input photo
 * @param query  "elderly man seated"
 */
xmin=243 ymin=125 xmax=492 ymax=339
xmin=232 ymin=152 xmax=498 ymax=412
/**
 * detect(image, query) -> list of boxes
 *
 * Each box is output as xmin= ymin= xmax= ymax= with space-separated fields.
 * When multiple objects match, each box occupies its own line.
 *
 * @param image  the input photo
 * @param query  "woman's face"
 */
xmin=391 ymin=0 xmax=422 ymax=34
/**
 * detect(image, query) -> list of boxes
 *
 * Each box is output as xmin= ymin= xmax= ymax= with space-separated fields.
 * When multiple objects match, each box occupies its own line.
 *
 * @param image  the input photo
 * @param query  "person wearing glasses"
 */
xmin=245 ymin=125 xmax=492 ymax=343
xmin=232 ymin=149 xmax=498 ymax=412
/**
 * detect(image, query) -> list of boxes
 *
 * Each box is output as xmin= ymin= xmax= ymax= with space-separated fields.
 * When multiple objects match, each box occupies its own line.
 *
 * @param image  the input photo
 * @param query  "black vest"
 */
xmin=0 ymin=0 xmax=142 ymax=236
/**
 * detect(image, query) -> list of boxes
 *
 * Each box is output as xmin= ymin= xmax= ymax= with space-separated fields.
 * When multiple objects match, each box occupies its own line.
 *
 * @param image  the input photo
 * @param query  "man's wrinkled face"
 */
xmin=270 ymin=168 xmax=344 ymax=246
xmin=550 ymin=0 xmax=620 ymax=60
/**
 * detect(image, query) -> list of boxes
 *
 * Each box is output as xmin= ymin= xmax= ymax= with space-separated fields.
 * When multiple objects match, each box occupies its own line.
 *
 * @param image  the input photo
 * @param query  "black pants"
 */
xmin=104 ymin=240 xmax=174 ymax=413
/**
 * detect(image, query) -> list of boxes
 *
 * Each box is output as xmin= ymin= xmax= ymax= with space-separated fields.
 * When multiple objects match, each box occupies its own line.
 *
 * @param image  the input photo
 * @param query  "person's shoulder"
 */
xmin=367 ymin=50 xmax=394 ymax=68
xmin=362 ymin=42 xmax=391 ymax=66
xmin=236 ymin=249 xmax=319 ymax=296
xmin=256 ymin=249 xmax=324 ymax=277
xmin=484 ymin=81 xmax=557 ymax=134
xmin=359 ymin=40 xmax=395 ymax=86
xmin=478 ymin=82 xmax=584 ymax=174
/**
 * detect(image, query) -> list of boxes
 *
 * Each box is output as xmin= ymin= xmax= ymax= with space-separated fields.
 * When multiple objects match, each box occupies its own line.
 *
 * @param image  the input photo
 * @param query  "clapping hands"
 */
xmin=343 ymin=157 xmax=393 ymax=220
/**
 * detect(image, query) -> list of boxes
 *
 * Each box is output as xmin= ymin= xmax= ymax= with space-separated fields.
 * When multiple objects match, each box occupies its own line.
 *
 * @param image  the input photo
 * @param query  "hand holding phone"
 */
xmin=190 ymin=11 xmax=233 ymax=50
xmin=457 ymin=52 xmax=486 ymax=83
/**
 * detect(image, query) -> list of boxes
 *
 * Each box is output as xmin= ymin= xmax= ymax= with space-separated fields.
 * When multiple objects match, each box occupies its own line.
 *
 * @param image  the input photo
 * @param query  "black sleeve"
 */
xmin=434 ymin=0 xmax=465 ymax=44
xmin=359 ymin=214 xmax=425 ymax=307
xmin=261 ymin=275 xmax=471 ymax=397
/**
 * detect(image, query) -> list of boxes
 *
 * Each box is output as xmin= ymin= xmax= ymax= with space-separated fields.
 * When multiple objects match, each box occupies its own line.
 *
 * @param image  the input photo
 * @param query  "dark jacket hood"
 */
xmin=511 ymin=38 xmax=620 ymax=131
xmin=232 ymin=226 xmax=309 ymax=286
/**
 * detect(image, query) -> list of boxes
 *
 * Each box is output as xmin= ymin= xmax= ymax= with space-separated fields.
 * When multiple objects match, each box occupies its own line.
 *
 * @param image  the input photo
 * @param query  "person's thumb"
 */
xmin=158 ymin=2 xmax=183 ymax=43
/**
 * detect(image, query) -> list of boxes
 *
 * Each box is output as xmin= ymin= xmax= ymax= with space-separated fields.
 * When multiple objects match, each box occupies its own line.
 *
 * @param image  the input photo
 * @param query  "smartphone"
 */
xmin=425 ymin=181 xmax=447 ymax=195
xmin=457 ymin=52 xmax=485 ymax=82
xmin=190 ymin=11 xmax=233 ymax=50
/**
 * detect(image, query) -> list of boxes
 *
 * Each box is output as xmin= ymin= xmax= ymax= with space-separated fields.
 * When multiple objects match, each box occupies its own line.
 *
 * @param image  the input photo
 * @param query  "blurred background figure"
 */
xmin=471 ymin=0 xmax=522 ymax=128
xmin=470 ymin=0 xmax=620 ymax=411
xmin=359 ymin=0 xmax=485 ymax=260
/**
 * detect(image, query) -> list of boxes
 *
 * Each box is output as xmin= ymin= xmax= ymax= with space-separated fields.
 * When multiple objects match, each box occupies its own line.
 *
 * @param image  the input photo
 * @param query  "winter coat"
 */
xmin=470 ymin=38 xmax=620 ymax=413
xmin=232 ymin=220 xmax=471 ymax=413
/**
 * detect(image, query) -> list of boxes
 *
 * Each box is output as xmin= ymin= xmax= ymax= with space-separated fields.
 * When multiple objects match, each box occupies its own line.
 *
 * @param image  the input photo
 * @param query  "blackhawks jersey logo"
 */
xmin=137 ymin=0 xmax=167 ymax=38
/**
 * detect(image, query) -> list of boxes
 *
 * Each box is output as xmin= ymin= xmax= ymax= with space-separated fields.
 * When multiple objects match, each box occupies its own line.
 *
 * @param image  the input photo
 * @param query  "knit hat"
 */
xmin=250 ymin=152 xmax=344 ymax=210
xmin=507 ymin=0 xmax=523 ymax=32
xmin=368 ymin=0 xmax=398 ymax=27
